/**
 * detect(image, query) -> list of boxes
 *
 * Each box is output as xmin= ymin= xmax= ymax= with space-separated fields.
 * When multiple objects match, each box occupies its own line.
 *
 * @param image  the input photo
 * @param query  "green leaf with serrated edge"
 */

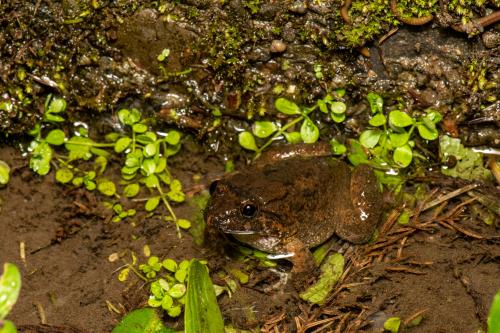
xmin=111 ymin=308 xmax=173 ymax=333
xmin=383 ymin=317 xmax=401 ymax=333
xmin=165 ymin=131 xmax=181 ymax=145
xmin=274 ymin=97 xmax=301 ymax=115
xmin=330 ymin=101 xmax=346 ymax=114
xmin=162 ymin=259 xmax=177 ymax=272
xmin=360 ymin=129 xmax=382 ymax=149
xmin=97 ymin=180 xmax=116 ymax=196
xmin=238 ymin=131 xmax=258 ymax=151
xmin=114 ymin=137 xmax=131 ymax=153
xmin=145 ymin=197 xmax=160 ymax=212
xmin=389 ymin=132 xmax=410 ymax=147
xmin=283 ymin=131 xmax=302 ymax=144
xmin=185 ymin=260 xmax=224 ymax=333
xmin=55 ymin=168 xmax=74 ymax=184
xmin=0 ymin=160 xmax=10 ymax=185
xmin=369 ymin=113 xmax=386 ymax=127
xmin=417 ymin=123 xmax=438 ymax=140
xmin=393 ymin=144 xmax=413 ymax=167
xmin=389 ymin=110 xmax=414 ymax=127
xmin=366 ymin=92 xmax=383 ymax=113
xmin=123 ymin=183 xmax=140 ymax=197
xmin=0 ymin=263 xmax=21 ymax=320
xmin=252 ymin=121 xmax=277 ymax=138
xmin=45 ymin=129 xmax=66 ymax=145
xmin=177 ymin=219 xmax=191 ymax=229
xmin=300 ymin=119 xmax=319 ymax=144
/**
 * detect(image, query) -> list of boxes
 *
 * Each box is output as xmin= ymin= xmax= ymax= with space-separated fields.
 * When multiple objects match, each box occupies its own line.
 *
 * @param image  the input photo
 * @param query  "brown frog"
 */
xmin=205 ymin=145 xmax=383 ymax=274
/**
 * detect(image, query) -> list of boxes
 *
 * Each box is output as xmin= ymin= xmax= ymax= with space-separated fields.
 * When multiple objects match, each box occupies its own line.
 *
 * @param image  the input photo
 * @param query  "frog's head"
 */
xmin=205 ymin=173 xmax=292 ymax=250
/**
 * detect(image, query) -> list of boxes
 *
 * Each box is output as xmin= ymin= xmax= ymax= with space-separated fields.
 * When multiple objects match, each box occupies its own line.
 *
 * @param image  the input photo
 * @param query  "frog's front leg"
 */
xmin=335 ymin=164 xmax=383 ymax=244
xmin=284 ymin=237 xmax=316 ymax=274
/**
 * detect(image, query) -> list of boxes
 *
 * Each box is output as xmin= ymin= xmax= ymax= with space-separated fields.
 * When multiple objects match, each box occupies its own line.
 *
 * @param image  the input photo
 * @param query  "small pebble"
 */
xmin=270 ymin=40 xmax=287 ymax=53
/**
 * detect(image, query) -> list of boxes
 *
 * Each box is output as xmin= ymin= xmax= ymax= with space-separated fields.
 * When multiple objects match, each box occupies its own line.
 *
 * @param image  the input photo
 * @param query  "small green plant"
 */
xmin=238 ymin=89 xmax=347 ymax=158
xmin=489 ymin=289 xmax=500 ymax=333
xmin=118 ymin=254 xmax=214 ymax=320
xmin=28 ymin=95 xmax=191 ymax=232
xmin=0 ymin=263 xmax=21 ymax=333
xmin=355 ymin=92 xmax=442 ymax=168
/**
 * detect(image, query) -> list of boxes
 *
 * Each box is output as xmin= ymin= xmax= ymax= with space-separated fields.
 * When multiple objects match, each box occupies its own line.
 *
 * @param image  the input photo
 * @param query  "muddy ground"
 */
xmin=1 ymin=1 xmax=500 ymax=333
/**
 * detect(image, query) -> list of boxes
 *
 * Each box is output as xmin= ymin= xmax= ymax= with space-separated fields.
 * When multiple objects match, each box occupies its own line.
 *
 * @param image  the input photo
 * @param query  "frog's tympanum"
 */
xmin=205 ymin=148 xmax=383 ymax=274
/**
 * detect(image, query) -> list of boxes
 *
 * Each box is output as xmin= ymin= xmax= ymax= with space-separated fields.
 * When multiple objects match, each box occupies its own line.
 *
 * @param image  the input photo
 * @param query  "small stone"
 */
xmin=270 ymin=40 xmax=287 ymax=53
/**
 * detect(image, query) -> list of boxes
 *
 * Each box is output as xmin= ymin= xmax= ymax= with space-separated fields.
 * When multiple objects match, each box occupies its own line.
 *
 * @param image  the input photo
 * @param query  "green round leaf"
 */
xmin=366 ymin=92 xmax=383 ymax=114
xmin=45 ymin=129 xmax=66 ymax=145
xmin=55 ymin=168 xmax=74 ymax=184
xmin=148 ymin=297 xmax=162 ymax=308
xmin=283 ymin=131 xmax=302 ymax=144
xmin=125 ymin=156 xmax=140 ymax=168
xmin=97 ymin=180 xmax=116 ymax=196
xmin=136 ymin=133 xmax=156 ymax=145
xmin=331 ymin=112 xmax=346 ymax=123
xmin=424 ymin=109 xmax=442 ymax=124
xmin=174 ymin=269 xmax=187 ymax=283
xmin=72 ymin=177 xmax=83 ymax=186
xmin=300 ymin=119 xmax=319 ymax=144
xmin=417 ymin=123 xmax=438 ymax=140
xmin=144 ymin=174 xmax=159 ymax=188
xmin=30 ymin=141 xmax=52 ymax=176
xmin=274 ymin=97 xmax=301 ymax=115
xmin=145 ymin=197 xmax=160 ymax=212
xmin=317 ymin=99 xmax=328 ymax=113
xmin=143 ymin=143 xmax=157 ymax=158
xmin=369 ymin=113 xmax=386 ymax=127
xmin=393 ymin=144 xmax=413 ymax=167
xmin=121 ymin=166 xmax=139 ymax=176
xmin=0 ymin=319 xmax=17 ymax=333
xmin=165 ymin=131 xmax=181 ymax=145
xmin=330 ymin=101 xmax=346 ymax=114
xmin=117 ymin=109 xmax=130 ymax=125
xmin=329 ymin=139 xmax=347 ymax=155
xmin=154 ymin=158 xmax=167 ymax=174
xmin=114 ymin=137 xmax=131 ymax=153
xmin=132 ymin=123 xmax=148 ymax=133
xmin=360 ymin=129 xmax=382 ymax=149
xmin=123 ymin=183 xmax=140 ymax=198
xmin=252 ymin=121 xmax=278 ymax=138
xmin=141 ymin=159 xmax=157 ymax=176
xmin=238 ymin=131 xmax=258 ymax=151
xmin=389 ymin=132 xmax=410 ymax=147
xmin=47 ymin=97 xmax=66 ymax=114
xmin=161 ymin=294 xmax=174 ymax=310
xmin=162 ymin=259 xmax=178 ymax=272
xmin=177 ymin=219 xmax=191 ymax=229
xmin=0 ymin=263 xmax=21 ymax=320
xmin=389 ymin=110 xmax=414 ymax=127
xmin=0 ymin=160 xmax=10 ymax=185
xmin=167 ymin=305 xmax=182 ymax=317
xmin=168 ymin=284 xmax=186 ymax=299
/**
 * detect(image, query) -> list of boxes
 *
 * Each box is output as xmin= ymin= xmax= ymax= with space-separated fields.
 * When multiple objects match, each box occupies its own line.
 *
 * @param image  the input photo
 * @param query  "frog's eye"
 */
xmin=240 ymin=202 xmax=258 ymax=218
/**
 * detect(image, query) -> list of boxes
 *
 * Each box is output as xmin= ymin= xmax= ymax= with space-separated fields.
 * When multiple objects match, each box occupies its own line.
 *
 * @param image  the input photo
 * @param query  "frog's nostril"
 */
xmin=240 ymin=202 xmax=258 ymax=218
xmin=209 ymin=180 xmax=219 ymax=194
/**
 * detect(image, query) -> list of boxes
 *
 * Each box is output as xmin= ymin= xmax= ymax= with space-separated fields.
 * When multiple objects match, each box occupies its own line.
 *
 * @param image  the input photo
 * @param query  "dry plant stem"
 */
xmin=403 ymin=308 xmax=429 ymax=326
xmin=390 ymin=0 xmax=434 ymax=25
xmin=452 ymin=11 xmax=500 ymax=32
xmin=419 ymin=183 xmax=479 ymax=212
xmin=340 ymin=0 xmax=352 ymax=24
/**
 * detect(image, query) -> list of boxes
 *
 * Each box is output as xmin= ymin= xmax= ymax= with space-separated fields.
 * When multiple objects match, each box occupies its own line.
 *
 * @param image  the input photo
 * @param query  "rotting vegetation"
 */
xmin=0 ymin=0 xmax=499 ymax=332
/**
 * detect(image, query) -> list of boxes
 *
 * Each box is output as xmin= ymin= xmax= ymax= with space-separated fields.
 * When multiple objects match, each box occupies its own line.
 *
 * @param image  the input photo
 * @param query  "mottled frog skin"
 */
xmin=205 ymin=147 xmax=382 ymax=273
